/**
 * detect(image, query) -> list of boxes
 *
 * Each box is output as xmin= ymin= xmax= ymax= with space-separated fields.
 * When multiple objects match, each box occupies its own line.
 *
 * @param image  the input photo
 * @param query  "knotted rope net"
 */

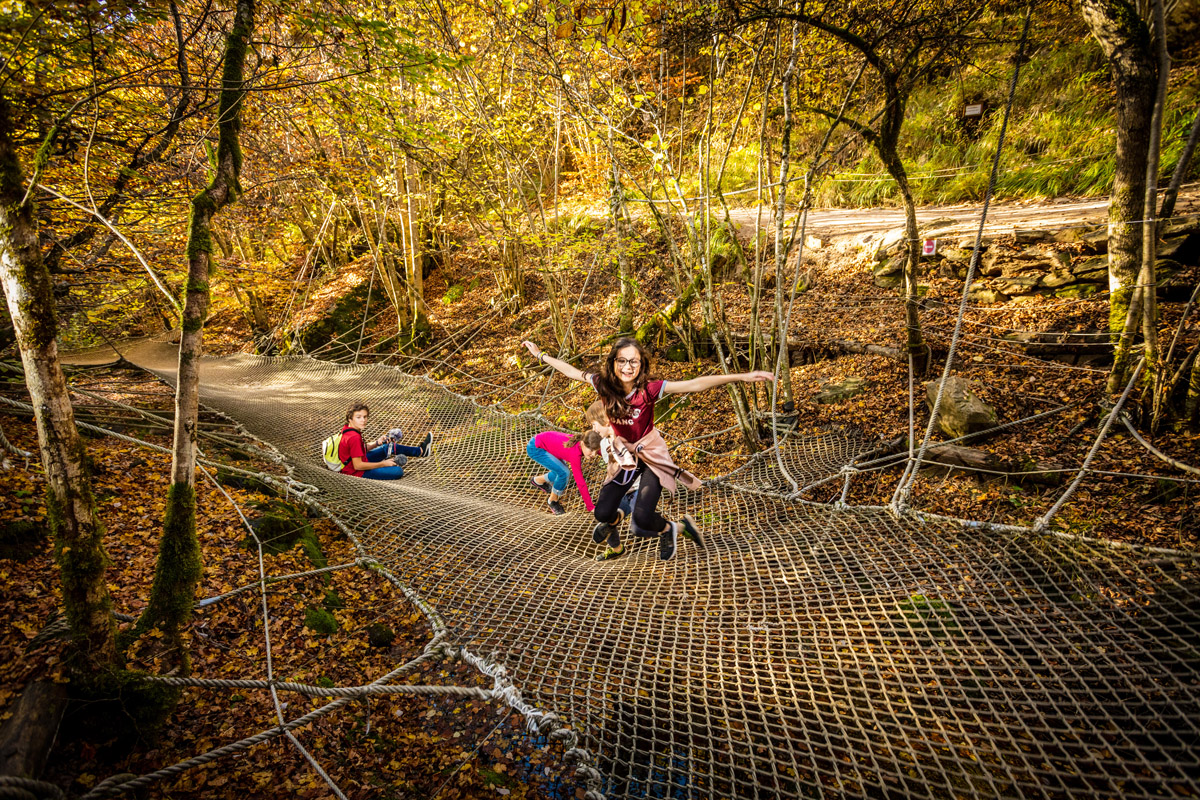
xmin=64 ymin=339 xmax=1200 ymax=799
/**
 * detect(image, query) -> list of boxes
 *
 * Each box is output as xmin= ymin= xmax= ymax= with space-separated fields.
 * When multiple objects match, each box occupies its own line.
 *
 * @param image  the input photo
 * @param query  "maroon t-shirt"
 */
xmin=587 ymin=374 xmax=665 ymax=442
xmin=338 ymin=426 xmax=367 ymax=477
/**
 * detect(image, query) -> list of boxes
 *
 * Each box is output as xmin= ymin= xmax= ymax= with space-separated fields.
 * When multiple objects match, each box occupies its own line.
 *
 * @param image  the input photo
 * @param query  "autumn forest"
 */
xmin=2 ymin=0 xmax=1200 ymax=798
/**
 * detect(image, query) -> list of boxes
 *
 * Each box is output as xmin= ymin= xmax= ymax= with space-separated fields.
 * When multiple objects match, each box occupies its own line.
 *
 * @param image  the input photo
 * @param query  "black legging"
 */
xmin=593 ymin=463 xmax=666 ymax=545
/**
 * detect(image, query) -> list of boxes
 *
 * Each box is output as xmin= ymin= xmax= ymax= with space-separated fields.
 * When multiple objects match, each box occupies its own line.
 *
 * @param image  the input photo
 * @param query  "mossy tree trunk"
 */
xmin=0 ymin=96 xmax=119 ymax=673
xmin=136 ymin=0 xmax=255 ymax=670
xmin=1080 ymin=0 xmax=1156 ymax=338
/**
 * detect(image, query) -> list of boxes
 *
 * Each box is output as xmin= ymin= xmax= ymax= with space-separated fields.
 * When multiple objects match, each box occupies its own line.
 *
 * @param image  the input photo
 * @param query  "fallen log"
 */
xmin=920 ymin=444 xmax=1001 ymax=474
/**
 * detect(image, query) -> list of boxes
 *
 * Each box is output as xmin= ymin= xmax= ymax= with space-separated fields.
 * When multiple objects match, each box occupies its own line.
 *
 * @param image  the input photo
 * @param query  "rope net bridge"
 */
xmin=61 ymin=338 xmax=1200 ymax=800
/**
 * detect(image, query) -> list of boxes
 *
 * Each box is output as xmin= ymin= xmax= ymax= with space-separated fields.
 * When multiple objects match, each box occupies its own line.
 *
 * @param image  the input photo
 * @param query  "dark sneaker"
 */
xmin=659 ymin=522 xmax=678 ymax=561
xmin=530 ymin=476 xmax=551 ymax=495
xmin=593 ymin=511 xmax=624 ymax=544
xmin=418 ymin=432 xmax=433 ymax=457
xmin=594 ymin=545 xmax=626 ymax=561
xmin=592 ymin=521 xmax=613 ymax=544
xmin=548 ymin=499 xmax=566 ymax=515
xmin=680 ymin=514 xmax=705 ymax=549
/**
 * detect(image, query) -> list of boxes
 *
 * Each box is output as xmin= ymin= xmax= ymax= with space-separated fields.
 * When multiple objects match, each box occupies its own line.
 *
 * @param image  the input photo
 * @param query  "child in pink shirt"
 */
xmin=527 ymin=429 xmax=601 ymax=515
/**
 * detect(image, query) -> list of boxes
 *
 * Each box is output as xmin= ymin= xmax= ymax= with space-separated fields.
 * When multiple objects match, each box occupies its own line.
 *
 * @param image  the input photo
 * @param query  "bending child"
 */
xmin=337 ymin=402 xmax=433 ymax=480
xmin=527 ymin=428 xmax=602 ymax=515
xmin=523 ymin=337 xmax=774 ymax=561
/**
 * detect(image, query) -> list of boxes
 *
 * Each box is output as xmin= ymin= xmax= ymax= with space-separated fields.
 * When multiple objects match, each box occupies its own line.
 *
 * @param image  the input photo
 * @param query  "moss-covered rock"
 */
xmin=664 ymin=342 xmax=690 ymax=362
xmin=322 ymin=588 xmax=343 ymax=611
xmin=366 ymin=622 xmax=395 ymax=648
xmin=1055 ymin=283 xmax=1101 ymax=299
xmin=295 ymin=279 xmax=373 ymax=353
xmin=304 ymin=607 xmax=338 ymax=635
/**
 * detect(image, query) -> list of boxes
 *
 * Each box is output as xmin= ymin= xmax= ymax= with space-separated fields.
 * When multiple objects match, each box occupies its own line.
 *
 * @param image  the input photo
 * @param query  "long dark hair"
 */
xmin=594 ymin=337 xmax=653 ymax=423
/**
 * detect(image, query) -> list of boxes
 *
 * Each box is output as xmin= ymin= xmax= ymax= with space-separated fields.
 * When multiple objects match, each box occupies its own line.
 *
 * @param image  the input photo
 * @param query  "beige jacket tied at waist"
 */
xmin=604 ymin=428 xmax=701 ymax=493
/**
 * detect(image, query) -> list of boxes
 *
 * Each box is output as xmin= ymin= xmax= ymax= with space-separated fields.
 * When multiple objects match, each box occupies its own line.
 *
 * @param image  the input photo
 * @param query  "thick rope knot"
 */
xmin=583 ymin=790 xmax=607 ymax=800
xmin=424 ymin=640 xmax=458 ymax=660
xmin=0 ymin=777 xmax=65 ymax=800
xmin=492 ymin=684 xmax=523 ymax=707
xmin=536 ymin=712 xmax=560 ymax=735
xmin=562 ymin=747 xmax=591 ymax=765
xmin=549 ymin=728 xmax=577 ymax=748
xmin=574 ymin=765 xmax=603 ymax=783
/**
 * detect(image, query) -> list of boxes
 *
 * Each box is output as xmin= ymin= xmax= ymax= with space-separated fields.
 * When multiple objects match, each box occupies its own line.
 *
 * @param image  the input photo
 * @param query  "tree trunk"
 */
xmin=771 ymin=26 xmax=798 ymax=408
xmin=1145 ymin=0 xmax=1168 ymax=427
xmin=136 ymin=0 xmax=255 ymax=671
xmin=876 ymin=86 xmax=929 ymax=375
xmin=401 ymin=151 xmax=429 ymax=342
xmin=1159 ymin=109 xmax=1200 ymax=221
xmin=1187 ymin=346 xmax=1200 ymax=431
xmin=610 ymin=163 xmax=635 ymax=334
xmin=0 ymin=680 xmax=68 ymax=780
xmin=635 ymin=272 xmax=704 ymax=344
xmin=0 ymin=97 xmax=119 ymax=673
xmin=1080 ymin=0 xmax=1157 ymax=336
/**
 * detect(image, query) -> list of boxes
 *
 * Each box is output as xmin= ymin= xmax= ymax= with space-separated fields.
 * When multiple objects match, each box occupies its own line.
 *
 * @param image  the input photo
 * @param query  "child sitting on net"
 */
xmin=333 ymin=402 xmax=433 ymax=480
xmin=526 ymin=428 xmax=602 ymax=515
xmin=585 ymin=400 xmax=644 ymax=540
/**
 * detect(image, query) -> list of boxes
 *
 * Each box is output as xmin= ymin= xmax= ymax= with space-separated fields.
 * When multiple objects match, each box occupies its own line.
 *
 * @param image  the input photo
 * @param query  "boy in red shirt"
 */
xmin=337 ymin=402 xmax=432 ymax=480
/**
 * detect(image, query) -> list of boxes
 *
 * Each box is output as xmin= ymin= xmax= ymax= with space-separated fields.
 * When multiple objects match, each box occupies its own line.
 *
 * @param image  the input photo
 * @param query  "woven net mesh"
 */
xmin=70 ymin=340 xmax=1200 ymax=799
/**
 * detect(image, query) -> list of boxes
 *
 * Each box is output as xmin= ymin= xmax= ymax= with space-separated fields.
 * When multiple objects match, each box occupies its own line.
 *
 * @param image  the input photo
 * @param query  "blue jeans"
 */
xmin=527 ymin=437 xmax=570 ymax=494
xmin=361 ymin=443 xmax=422 ymax=480
xmin=618 ymin=488 xmax=638 ymax=519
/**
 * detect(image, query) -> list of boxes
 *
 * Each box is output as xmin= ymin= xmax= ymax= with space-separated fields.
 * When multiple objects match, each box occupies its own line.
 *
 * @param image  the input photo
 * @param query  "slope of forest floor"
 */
xmin=0 ymin=388 xmax=567 ymax=799
xmin=200 ymin=196 xmax=1200 ymax=550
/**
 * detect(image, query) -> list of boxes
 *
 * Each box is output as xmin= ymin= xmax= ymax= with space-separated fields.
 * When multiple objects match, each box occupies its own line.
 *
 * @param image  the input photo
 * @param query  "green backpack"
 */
xmin=320 ymin=428 xmax=359 ymax=471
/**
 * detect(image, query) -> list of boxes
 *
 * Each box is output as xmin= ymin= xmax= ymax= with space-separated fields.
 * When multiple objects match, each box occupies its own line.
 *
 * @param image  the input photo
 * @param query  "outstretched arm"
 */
xmin=662 ymin=370 xmax=775 ymax=395
xmin=522 ymin=340 xmax=588 ymax=383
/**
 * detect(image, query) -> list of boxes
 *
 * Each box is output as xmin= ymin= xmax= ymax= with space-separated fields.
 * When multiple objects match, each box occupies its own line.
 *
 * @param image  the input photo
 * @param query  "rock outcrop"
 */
xmin=865 ymin=214 xmax=1200 ymax=305
xmin=925 ymin=376 xmax=998 ymax=439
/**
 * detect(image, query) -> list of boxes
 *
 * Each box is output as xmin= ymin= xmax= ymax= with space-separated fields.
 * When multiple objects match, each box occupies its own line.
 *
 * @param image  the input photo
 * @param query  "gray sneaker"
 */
xmin=548 ymin=499 xmax=566 ymax=515
xmin=659 ymin=522 xmax=678 ymax=561
xmin=418 ymin=432 xmax=433 ymax=457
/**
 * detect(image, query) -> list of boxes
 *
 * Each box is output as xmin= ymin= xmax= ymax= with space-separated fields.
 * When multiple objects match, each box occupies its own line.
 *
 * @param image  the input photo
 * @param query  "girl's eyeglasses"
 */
xmin=614 ymin=358 xmax=641 ymax=368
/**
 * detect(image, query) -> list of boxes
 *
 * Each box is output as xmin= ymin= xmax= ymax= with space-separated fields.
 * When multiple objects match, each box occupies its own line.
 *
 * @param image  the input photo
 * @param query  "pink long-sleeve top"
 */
xmin=532 ymin=431 xmax=595 ymax=511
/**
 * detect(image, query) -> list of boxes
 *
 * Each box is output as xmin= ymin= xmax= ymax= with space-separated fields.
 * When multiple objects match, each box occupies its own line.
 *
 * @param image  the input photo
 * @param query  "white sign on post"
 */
xmin=964 ymin=103 xmax=983 ymax=117
xmin=922 ymin=239 xmax=937 ymax=256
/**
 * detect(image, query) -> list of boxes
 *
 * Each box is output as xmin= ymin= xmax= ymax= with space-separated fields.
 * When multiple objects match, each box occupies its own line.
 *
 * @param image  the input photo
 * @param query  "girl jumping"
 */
xmin=523 ymin=338 xmax=774 ymax=560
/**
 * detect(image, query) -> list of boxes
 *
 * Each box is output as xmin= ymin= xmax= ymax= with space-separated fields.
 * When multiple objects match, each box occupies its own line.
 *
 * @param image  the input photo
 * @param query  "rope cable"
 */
xmin=892 ymin=3 xmax=1033 ymax=513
